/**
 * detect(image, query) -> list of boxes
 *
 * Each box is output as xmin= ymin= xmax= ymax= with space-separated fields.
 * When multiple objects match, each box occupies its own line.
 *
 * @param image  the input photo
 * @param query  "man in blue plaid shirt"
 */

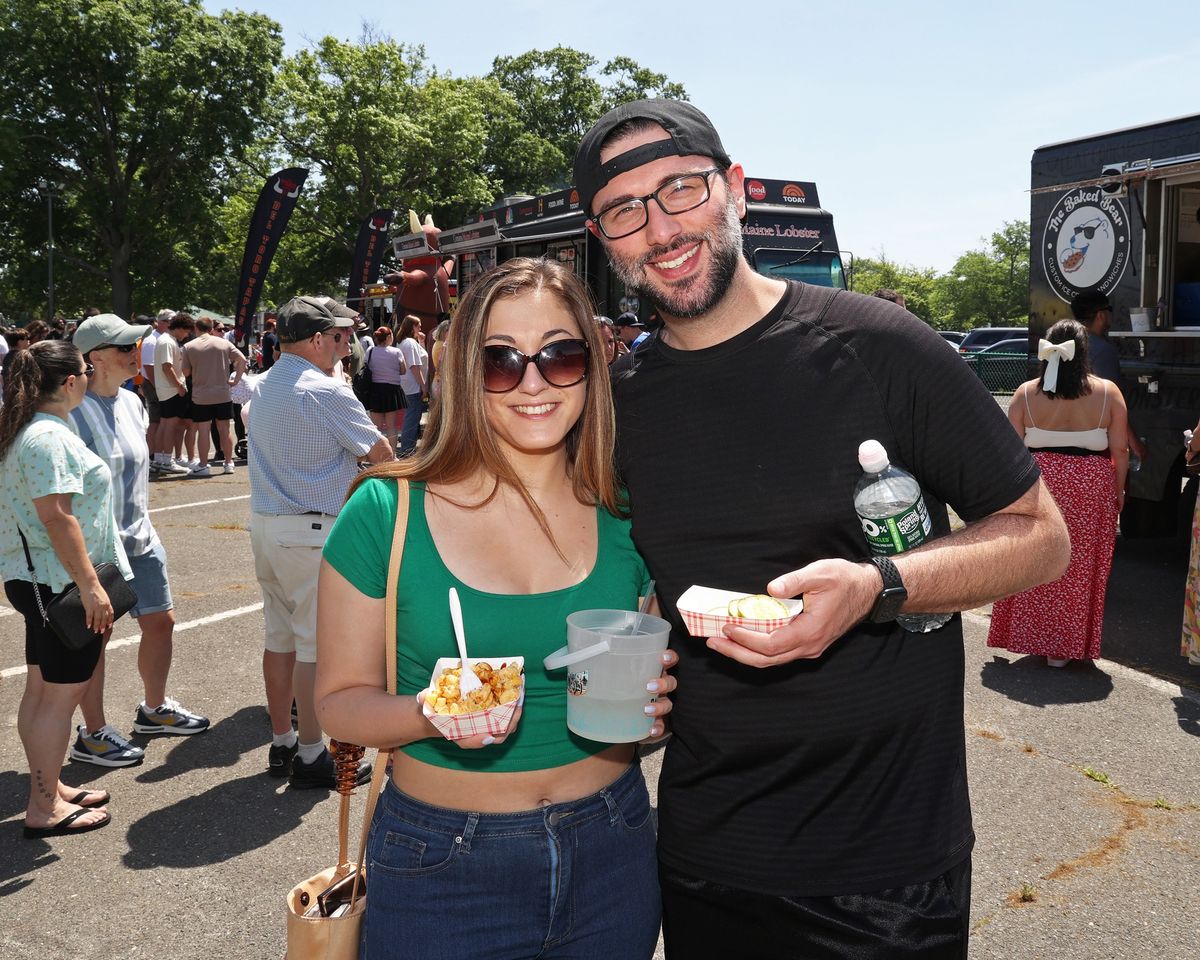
xmin=248 ymin=295 xmax=393 ymax=789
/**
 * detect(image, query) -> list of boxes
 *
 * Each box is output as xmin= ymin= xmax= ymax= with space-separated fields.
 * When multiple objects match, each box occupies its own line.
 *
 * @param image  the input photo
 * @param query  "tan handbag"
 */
xmin=285 ymin=480 xmax=409 ymax=959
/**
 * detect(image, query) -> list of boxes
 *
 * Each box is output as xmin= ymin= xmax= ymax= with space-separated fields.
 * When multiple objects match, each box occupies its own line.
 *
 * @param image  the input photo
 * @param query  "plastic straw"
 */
xmin=631 ymin=580 xmax=655 ymax=635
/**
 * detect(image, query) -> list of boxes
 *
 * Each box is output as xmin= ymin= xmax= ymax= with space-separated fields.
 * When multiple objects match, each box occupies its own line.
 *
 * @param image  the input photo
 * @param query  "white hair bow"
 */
xmin=1037 ymin=338 xmax=1076 ymax=393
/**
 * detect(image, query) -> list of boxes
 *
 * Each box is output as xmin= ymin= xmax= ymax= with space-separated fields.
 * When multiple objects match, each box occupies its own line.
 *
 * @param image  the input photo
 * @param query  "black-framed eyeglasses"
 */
xmin=591 ymin=168 xmax=720 ymax=240
xmin=482 ymin=339 xmax=589 ymax=393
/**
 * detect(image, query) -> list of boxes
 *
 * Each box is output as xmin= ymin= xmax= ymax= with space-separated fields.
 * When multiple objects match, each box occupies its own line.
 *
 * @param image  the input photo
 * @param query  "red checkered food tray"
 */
xmin=418 ymin=657 xmax=525 ymax=741
xmin=676 ymin=586 xmax=803 ymax=637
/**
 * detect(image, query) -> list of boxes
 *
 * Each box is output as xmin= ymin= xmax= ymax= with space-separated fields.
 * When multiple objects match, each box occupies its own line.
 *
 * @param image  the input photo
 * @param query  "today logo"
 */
xmin=782 ymin=184 xmax=807 ymax=204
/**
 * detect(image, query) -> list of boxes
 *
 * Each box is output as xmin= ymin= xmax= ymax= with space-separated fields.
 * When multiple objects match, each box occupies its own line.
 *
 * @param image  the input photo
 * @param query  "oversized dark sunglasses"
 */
xmin=101 ymin=342 xmax=138 ymax=353
xmin=482 ymin=339 xmax=589 ymax=393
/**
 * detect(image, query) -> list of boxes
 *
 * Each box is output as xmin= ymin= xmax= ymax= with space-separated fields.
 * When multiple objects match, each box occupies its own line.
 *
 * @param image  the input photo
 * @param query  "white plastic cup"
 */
xmin=543 ymin=609 xmax=671 ymax=743
xmin=1130 ymin=309 xmax=1151 ymax=332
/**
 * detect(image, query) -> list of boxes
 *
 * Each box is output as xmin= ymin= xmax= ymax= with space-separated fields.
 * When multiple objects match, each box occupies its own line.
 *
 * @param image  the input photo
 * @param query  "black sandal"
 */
xmin=23 ymin=808 xmax=112 ymax=839
xmin=66 ymin=789 xmax=110 ymax=808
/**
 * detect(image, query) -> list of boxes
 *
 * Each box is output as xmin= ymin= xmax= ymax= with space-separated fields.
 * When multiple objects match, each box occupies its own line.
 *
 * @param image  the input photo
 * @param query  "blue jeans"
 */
xmin=360 ymin=761 xmax=661 ymax=959
xmin=398 ymin=392 xmax=425 ymax=455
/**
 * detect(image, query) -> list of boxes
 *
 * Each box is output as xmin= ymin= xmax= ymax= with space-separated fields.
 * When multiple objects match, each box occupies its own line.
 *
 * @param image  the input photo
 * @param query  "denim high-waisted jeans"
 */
xmin=360 ymin=761 xmax=660 ymax=959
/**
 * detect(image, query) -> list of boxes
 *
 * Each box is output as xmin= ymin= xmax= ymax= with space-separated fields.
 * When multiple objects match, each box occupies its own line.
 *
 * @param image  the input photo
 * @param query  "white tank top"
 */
xmin=1022 ymin=380 xmax=1109 ymax=451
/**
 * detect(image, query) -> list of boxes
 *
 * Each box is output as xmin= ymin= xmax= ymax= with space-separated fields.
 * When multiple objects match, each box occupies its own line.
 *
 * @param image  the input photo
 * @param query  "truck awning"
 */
xmin=1031 ymin=154 xmax=1200 ymax=195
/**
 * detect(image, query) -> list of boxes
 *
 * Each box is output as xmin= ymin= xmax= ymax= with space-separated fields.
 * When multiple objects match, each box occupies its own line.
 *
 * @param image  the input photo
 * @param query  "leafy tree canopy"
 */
xmin=486 ymin=46 xmax=687 ymax=195
xmin=0 ymin=0 xmax=281 ymax=319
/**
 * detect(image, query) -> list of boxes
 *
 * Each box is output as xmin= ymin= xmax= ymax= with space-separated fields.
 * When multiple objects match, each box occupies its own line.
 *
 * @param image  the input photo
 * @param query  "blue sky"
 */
xmin=206 ymin=0 xmax=1200 ymax=273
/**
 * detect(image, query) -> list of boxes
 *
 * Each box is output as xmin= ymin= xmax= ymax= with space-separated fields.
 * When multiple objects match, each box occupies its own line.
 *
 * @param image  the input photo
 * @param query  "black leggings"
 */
xmin=660 ymin=857 xmax=971 ymax=960
xmin=4 ymin=579 xmax=102 ymax=684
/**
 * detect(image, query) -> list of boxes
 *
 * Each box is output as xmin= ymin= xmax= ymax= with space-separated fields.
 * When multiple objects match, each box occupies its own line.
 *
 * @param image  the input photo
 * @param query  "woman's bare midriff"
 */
xmin=390 ymin=743 xmax=636 ymax=812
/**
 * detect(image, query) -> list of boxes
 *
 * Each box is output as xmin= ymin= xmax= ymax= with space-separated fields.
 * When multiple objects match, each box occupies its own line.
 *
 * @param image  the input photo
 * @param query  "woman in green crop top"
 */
xmin=315 ymin=259 xmax=676 ymax=959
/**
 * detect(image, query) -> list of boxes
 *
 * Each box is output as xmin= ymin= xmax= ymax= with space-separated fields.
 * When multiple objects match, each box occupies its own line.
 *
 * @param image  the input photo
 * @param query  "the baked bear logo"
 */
xmin=1042 ymin=188 xmax=1130 ymax=302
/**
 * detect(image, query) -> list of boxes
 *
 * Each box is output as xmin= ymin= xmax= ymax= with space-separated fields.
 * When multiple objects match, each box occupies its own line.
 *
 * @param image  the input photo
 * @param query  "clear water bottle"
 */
xmin=854 ymin=440 xmax=951 ymax=633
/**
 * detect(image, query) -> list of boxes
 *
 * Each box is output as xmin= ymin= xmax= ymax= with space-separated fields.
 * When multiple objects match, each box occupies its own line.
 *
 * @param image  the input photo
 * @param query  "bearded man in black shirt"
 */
xmin=575 ymin=100 xmax=1071 ymax=959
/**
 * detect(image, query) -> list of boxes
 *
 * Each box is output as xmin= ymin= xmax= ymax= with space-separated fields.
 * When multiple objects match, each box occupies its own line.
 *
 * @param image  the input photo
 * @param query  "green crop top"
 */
xmin=322 ymin=478 xmax=652 ymax=772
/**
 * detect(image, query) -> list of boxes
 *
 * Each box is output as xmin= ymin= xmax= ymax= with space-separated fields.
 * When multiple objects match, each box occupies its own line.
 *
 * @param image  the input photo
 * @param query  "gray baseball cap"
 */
xmin=73 ymin=314 xmax=152 ymax=355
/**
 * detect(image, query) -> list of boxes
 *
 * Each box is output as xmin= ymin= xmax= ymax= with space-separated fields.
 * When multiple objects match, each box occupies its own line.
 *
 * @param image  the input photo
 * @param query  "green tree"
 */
xmin=261 ymin=34 xmax=500 ymax=297
xmin=932 ymin=221 xmax=1030 ymax=329
xmin=0 ymin=0 xmax=282 ymax=319
xmin=847 ymin=254 xmax=942 ymax=326
xmin=487 ymin=46 xmax=686 ymax=195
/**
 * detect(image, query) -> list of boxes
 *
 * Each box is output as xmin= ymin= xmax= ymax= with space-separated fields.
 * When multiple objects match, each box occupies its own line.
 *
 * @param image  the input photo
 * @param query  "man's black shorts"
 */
xmin=190 ymin=400 xmax=233 ymax=422
xmin=158 ymin=392 xmax=191 ymax=420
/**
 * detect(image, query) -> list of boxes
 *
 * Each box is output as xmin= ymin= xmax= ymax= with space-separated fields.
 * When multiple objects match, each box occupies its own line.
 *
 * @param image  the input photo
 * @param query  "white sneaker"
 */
xmin=184 ymin=458 xmax=201 ymax=471
xmin=188 ymin=465 xmax=212 ymax=478
xmin=161 ymin=458 xmax=191 ymax=475
xmin=223 ymin=461 xmax=236 ymax=475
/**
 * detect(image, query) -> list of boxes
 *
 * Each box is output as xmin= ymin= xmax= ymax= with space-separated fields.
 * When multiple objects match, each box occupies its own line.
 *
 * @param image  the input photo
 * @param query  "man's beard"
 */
xmin=606 ymin=191 xmax=744 ymax=319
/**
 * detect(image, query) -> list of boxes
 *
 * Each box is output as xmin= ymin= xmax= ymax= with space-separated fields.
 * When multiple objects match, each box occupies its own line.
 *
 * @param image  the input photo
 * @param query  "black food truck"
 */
xmin=391 ymin=177 xmax=846 ymax=323
xmin=1030 ymin=114 xmax=1200 ymax=537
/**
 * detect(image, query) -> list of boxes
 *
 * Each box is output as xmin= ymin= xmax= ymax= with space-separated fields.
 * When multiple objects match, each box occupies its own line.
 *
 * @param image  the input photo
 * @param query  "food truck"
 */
xmin=392 ymin=177 xmax=846 ymax=322
xmin=1030 ymin=114 xmax=1200 ymax=537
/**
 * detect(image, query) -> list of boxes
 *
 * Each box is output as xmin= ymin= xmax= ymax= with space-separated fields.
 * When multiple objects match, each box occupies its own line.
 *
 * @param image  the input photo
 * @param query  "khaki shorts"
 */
xmin=250 ymin=512 xmax=336 ymax=663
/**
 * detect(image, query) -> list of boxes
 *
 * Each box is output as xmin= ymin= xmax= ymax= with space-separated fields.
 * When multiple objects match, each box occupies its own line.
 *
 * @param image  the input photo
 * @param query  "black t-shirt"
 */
xmin=614 ymin=281 xmax=1039 ymax=896
xmin=260 ymin=331 xmax=278 ymax=371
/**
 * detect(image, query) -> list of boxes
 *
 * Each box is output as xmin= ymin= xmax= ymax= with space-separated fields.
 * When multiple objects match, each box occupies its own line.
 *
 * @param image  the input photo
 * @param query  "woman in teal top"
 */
xmin=1 ymin=341 xmax=129 ymax=839
xmin=317 ymin=259 xmax=676 ymax=959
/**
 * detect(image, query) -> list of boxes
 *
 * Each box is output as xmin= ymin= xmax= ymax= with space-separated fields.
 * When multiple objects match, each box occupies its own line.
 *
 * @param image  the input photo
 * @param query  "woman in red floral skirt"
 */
xmin=987 ymin=319 xmax=1129 ymax=666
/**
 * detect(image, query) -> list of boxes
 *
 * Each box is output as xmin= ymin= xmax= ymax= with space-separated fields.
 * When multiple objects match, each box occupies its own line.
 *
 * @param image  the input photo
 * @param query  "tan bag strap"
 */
xmin=349 ymin=477 xmax=409 ymax=904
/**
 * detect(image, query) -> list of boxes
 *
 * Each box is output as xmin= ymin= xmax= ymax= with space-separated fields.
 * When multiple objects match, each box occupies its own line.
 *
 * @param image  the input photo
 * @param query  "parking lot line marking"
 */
xmin=0 ymin=601 xmax=263 ymax=680
xmin=150 ymin=494 xmax=250 ymax=514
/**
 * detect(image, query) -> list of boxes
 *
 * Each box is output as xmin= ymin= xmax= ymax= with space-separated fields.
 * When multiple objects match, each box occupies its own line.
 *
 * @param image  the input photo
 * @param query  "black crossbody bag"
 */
xmin=17 ymin=529 xmax=137 ymax=650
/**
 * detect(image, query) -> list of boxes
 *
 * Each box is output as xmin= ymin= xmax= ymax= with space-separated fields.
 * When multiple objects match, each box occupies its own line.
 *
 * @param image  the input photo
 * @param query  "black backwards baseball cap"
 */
xmin=276 ymin=296 xmax=353 ymax=343
xmin=574 ymin=99 xmax=732 ymax=215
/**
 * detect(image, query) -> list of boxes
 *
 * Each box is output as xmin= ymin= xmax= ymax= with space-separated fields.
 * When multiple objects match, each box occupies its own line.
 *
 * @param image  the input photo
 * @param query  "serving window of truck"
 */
xmin=1030 ymin=114 xmax=1200 ymax=537
xmin=434 ymin=177 xmax=846 ymax=321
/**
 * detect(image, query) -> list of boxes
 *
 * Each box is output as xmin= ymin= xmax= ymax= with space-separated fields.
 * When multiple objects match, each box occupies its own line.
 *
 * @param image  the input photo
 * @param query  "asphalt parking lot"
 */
xmin=1 ymin=467 xmax=1197 ymax=960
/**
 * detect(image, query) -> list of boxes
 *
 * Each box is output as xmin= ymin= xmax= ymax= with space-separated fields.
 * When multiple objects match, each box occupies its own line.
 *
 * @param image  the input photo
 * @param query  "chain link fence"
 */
xmin=962 ymin=352 xmax=1034 ymax=395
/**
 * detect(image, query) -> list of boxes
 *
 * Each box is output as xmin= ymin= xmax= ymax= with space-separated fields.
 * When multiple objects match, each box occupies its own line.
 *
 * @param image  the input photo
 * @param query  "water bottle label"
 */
xmin=858 ymin=499 xmax=931 ymax=555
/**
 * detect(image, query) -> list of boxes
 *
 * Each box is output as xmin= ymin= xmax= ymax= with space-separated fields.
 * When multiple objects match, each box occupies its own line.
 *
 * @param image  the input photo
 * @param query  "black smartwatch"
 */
xmin=867 ymin=556 xmax=907 ymax=624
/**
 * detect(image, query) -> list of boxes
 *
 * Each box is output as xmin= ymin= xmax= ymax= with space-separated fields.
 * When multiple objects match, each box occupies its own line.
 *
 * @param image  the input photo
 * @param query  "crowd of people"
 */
xmin=0 ymin=97 xmax=1189 ymax=959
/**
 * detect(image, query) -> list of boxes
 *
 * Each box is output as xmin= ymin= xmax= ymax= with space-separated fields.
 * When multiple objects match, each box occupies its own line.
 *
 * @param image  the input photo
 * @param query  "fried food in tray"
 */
xmin=425 ymin=660 xmax=523 ymax=716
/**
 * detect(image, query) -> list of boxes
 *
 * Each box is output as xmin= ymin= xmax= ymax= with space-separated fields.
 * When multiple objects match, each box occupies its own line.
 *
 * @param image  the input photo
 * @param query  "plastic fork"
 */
xmin=448 ymin=587 xmax=483 ymax=694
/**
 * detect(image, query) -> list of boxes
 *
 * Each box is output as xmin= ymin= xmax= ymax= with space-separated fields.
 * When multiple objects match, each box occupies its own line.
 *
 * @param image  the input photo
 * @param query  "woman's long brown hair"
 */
xmin=347 ymin=258 xmax=623 ymax=554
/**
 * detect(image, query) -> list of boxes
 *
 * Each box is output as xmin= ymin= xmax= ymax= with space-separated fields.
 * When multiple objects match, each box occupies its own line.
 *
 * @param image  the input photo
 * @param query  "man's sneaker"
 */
xmin=268 ymin=741 xmax=298 ymax=778
xmin=133 ymin=698 xmax=211 ymax=735
xmin=182 ymin=457 xmax=201 ymax=471
xmin=70 ymin=725 xmax=145 ymax=767
xmin=222 ymin=461 xmax=236 ymax=475
xmin=187 ymin=465 xmax=212 ymax=478
xmin=289 ymin=747 xmax=372 ymax=790
xmin=159 ymin=457 xmax=191 ymax=475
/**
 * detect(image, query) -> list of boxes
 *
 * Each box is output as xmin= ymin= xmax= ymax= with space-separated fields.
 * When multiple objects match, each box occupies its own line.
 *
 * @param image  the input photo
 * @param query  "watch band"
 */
xmin=869 ymin=555 xmax=903 ymax=591
xmin=867 ymin=555 xmax=907 ymax=624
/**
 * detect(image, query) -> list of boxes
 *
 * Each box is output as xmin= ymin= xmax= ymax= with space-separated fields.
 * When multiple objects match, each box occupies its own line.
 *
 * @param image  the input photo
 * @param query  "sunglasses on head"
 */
xmin=482 ymin=339 xmax=589 ymax=393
